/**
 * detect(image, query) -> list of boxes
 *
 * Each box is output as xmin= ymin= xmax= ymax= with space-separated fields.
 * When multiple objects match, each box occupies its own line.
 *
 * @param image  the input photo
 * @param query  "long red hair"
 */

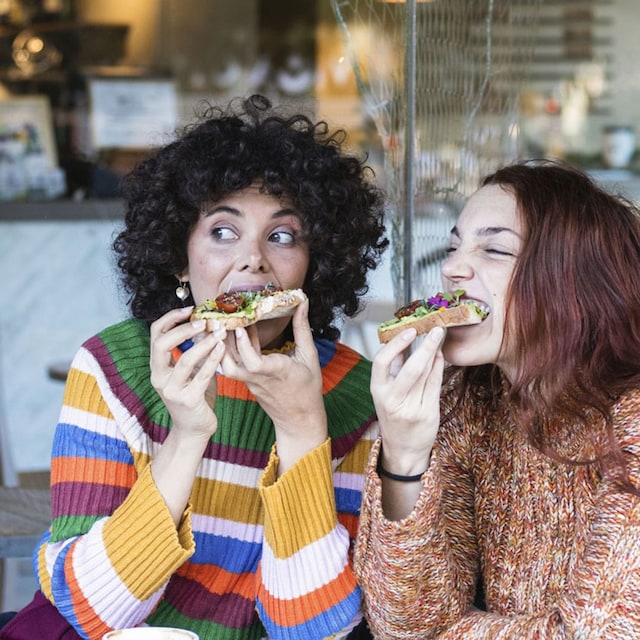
xmin=448 ymin=160 xmax=640 ymax=492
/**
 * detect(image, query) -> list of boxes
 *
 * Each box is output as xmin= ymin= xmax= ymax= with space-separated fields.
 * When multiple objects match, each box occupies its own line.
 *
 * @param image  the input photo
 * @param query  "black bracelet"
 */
xmin=376 ymin=453 xmax=427 ymax=482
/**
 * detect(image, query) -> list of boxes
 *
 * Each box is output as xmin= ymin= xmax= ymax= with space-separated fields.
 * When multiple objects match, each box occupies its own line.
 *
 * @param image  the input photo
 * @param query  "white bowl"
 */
xmin=102 ymin=628 xmax=199 ymax=640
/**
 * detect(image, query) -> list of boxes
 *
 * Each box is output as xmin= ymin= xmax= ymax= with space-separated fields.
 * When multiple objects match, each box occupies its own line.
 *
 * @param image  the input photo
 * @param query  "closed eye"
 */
xmin=486 ymin=247 xmax=515 ymax=256
xmin=444 ymin=245 xmax=515 ymax=257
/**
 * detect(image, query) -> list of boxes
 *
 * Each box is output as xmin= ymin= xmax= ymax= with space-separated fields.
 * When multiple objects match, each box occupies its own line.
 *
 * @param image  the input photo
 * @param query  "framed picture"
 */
xmin=0 ymin=95 xmax=58 ymax=167
xmin=0 ymin=95 xmax=66 ymax=200
xmin=87 ymin=74 xmax=178 ymax=150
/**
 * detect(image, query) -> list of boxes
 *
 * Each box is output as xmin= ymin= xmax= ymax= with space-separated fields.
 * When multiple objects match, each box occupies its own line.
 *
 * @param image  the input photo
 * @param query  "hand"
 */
xmin=221 ymin=299 xmax=328 ymax=473
xmin=371 ymin=326 xmax=445 ymax=475
xmin=148 ymin=307 xmax=227 ymax=526
xmin=149 ymin=306 xmax=227 ymax=442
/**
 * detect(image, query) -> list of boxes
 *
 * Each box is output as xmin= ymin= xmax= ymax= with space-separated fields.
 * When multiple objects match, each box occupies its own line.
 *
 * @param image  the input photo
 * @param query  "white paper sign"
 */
xmin=89 ymin=77 xmax=178 ymax=149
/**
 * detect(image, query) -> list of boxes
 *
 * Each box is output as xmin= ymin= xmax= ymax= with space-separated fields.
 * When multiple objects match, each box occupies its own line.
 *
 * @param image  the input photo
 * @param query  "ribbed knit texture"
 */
xmin=34 ymin=319 xmax=378 ymax=640
xmin=356 ymin=383 xmax=640 ymax=639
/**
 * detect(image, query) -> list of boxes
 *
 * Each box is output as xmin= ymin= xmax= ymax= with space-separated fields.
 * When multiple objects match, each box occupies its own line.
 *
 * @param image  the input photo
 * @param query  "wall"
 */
xmin=0 ymin=216 xmax=126 ymax=478
xmin=75 ymin=0 xmax=163 ymax=68
xmin=608 ymin=0 xmax=640 ymax=135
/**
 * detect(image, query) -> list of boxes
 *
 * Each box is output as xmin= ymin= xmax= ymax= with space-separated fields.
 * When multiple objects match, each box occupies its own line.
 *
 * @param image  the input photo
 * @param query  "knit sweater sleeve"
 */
xmin=354 ymin=432 xmax=479 ymax=640
xmin=34 ymin=345 xmax=194 ymax=640
xmin=355 ymin=391 xmax=640 ymax=640
xmin=255 ymin=339 xmax=378 ymax=640
xmin=257 ymin=438 xmax=366 ymax=639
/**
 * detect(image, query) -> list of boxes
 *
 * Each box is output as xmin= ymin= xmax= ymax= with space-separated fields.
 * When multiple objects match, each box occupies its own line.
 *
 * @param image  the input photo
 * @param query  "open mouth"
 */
xmin=222 ymin=282 xmax=280 ymax=295
xmin=463 ymin=297 xmax=491 ymax=318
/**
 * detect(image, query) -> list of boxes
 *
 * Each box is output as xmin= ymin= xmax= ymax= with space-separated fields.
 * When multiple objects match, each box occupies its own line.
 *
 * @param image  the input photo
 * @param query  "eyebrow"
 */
xmin=450 ymin=225 xmax=521 ymax=239
xmin=203 ymin=205 xmax=300 ymax=219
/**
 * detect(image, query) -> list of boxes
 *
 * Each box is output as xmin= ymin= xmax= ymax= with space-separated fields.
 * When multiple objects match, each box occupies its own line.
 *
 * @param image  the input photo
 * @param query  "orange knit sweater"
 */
xmin=355 ymin=385 xmax=640 ymax=639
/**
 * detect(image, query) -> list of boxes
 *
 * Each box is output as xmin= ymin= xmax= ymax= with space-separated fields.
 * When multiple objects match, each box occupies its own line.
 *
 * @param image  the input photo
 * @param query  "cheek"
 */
xmin=280 ymin=251 xmax=309 ymax=284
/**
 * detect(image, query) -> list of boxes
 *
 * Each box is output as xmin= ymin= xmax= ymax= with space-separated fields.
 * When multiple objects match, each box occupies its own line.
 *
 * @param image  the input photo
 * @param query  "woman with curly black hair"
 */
xmin=3 ymin=95 xmax=386 ymax=640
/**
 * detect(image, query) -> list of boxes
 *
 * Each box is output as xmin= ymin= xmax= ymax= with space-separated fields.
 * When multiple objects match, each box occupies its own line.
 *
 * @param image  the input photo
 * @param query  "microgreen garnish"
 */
xmin=425 ymin=289 xmax=465 ymax=311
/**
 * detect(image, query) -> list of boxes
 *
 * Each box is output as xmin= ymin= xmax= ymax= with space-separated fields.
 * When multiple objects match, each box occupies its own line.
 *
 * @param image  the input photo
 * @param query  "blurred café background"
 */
xmin=1 ymin=0 xmax=640 ymax=609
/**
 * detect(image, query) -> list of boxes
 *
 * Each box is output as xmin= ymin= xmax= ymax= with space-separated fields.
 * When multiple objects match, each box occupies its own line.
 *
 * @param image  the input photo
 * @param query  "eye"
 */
xmin=485 ymin=246 xmax=515 ymax=257
xmin=211 ymin=226 xmax=238 ymax=241
xmin=269 ymin=229 xmax=296 ymax=245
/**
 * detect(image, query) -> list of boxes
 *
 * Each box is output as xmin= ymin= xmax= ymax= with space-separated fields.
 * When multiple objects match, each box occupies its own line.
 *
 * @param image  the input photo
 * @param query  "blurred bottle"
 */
xmin=0 ymin=0 xmax=11 ymax=25
xmin=39 ymin=0 xmax=75 ymax=21
xmin=7 ymin=0 xmax=76 ymax=24
xmin=602 ymin=125 xmax=635 ymax=169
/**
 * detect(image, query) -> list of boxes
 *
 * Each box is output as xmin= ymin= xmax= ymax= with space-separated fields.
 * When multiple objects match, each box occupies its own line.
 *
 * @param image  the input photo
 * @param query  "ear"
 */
xmin=176 ymin=270 xmax=189 ymax=282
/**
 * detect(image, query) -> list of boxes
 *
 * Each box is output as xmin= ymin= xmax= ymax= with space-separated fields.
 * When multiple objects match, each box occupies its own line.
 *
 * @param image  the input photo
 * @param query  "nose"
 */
xmin=237 ymin=241 xmax=269 ymax=273
xmin=441 ymin=247 xmax=473 ymax=283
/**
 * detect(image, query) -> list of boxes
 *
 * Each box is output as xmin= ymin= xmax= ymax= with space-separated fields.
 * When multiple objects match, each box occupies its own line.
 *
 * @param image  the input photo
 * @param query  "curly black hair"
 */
xmin=113 ymin=94 xmax=388 ymax=341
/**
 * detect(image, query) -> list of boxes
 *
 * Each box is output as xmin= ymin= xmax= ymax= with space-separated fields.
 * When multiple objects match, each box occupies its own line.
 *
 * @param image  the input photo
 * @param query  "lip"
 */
xmin=223 ymin=282 xmax=275 ymax=293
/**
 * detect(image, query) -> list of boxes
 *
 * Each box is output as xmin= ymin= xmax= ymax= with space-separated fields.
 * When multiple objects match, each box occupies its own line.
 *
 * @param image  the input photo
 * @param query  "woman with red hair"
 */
xmin=357 ymin=160 xmax=640 ymax=638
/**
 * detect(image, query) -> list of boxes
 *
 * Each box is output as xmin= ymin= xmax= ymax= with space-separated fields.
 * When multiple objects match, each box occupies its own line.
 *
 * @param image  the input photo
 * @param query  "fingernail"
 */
xmin=191 ymin=320 xmax=205 ymax=330
xmin=212 ymin=320 xmax=221 ymax=331
xmin=430 ymin=326 xmax=444 ymax=342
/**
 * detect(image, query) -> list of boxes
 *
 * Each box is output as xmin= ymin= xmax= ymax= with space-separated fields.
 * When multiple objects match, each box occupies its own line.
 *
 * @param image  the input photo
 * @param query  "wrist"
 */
xmin=275 ymin=427 xmax=328 ymax=476
xmin=163 ymin=426 xmax=212 ymax=457
xmin=378 ymin=443 xmax=430 ymax=481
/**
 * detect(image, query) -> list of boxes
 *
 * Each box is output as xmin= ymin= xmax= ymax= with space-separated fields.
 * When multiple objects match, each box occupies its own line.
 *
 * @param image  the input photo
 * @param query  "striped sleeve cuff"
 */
xmin=259 ymin=438 xmax=336 ymax=558
xmin=102 ymin=463 xmax=195 ymax=599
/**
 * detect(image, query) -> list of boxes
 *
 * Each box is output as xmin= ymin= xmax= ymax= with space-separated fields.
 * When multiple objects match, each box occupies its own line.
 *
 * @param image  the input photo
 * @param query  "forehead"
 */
xmin=214 ymin=184 xmax=292 ymax=208
xmin=455 ymin=183 xmax=520 ymax=234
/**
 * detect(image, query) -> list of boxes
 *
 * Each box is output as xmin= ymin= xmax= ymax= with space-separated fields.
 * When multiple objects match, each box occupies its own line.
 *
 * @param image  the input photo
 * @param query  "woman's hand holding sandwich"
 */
xmin=370 ymin=325 xmax=445 ymax=519
xmin=222 ymin=299 xmax=328 ymax=476
xmin=149 ymin=306 xmax=228 ymax=525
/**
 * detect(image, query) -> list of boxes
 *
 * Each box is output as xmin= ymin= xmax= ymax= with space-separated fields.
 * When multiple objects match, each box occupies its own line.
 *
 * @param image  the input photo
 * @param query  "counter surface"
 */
xmin=0 ymin=199 xmax=123 ymax=221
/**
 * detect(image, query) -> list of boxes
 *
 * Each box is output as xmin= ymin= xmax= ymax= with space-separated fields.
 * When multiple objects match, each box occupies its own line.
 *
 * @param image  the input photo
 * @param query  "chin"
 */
xmin=258 ymin=318 xmax=291 ymax=350
xmin=443 ymin=342 xmax=490 ymax=368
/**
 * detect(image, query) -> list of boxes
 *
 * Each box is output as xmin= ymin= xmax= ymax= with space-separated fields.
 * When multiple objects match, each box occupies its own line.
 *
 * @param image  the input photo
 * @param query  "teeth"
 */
xmin=465 ymin=298 xmax=491 ymax=315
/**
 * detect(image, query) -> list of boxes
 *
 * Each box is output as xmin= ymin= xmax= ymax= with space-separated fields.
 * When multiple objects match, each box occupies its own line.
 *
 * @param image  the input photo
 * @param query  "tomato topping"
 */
xmin=263 ymin=283 xmax=282 ymax=295
xmin=395 ymin=299 xmax=424 ymax=319
xmin=215 ymin=292 xmax=244 ymax=313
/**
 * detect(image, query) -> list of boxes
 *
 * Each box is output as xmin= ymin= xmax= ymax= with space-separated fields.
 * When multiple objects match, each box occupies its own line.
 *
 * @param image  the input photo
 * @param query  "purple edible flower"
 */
xmin=427 ymin=294 xmax=449 ymax=308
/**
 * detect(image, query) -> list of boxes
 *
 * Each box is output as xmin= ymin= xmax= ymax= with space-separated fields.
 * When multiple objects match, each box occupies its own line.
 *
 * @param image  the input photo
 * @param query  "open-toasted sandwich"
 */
xmin=190 ymin=284 xmax=307 ymax=331
xmin=377 ymin=289 xmax=489 ymax=343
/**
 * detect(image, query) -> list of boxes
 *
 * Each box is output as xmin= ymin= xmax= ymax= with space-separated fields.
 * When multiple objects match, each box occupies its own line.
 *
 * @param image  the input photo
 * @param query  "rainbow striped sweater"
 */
xmin=33 ymin=319 xmax=378 ymax=640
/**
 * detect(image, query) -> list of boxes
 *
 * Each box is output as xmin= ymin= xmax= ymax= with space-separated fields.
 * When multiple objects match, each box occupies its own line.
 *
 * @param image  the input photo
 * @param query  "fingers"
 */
xmin=371 ymin=326 xmax=445 ymax=397
xmin=222 ymin=327 xmax=261 ymax=375
xmin=245 ymin=324 xmax=261 ymax=352
xmin=290 ymin=299 xmax=314 ymax=354
xmin=173 ymin=329 xmax=225 ymax=376
xmin=150 ymin=307 xmax=196 ymax=373
xmin=150 ymin=306 xmax=227 ymax=388
xmin=399 ymin=327 xmax=444 ymax=384
xmin=150 ymin=307 xmax=194 ymax=346
xmin=182 ymin=338 xmax=225 ymax=391
xmin=371 ymin=328 xmax=417 ymax=387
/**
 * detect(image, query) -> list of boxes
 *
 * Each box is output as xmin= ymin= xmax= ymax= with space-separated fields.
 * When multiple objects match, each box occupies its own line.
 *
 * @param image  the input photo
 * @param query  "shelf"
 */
xmin=0 ymin=21 xmax=129 ymax=70
xmin=0 ymin=198 xmax=123 ymax=221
